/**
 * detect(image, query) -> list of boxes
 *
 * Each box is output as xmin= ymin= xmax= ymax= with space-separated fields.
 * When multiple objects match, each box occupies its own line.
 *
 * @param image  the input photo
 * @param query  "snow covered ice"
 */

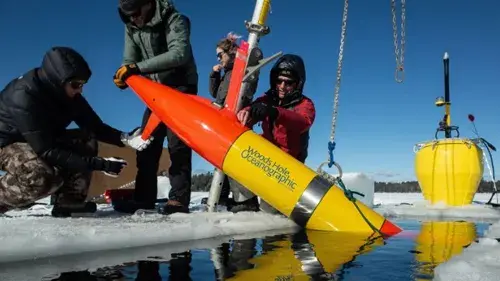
xmin=432 ymin=205 xmax=500 ymax=281
xmin=0 ymin=176 xmax=297 ymax=264
xmin=375 ymin=192 xmax=500 ymax=223
xmin=2 ymin=173 xmax=500 ymax=281
xmin=0 ymin=208 xmax=297 ymax=262
xmin=374 ymin=192 xmax=500 ymax=281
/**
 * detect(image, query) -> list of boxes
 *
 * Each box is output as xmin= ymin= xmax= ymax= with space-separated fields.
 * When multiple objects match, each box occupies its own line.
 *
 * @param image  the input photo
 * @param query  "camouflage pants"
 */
xmin=0 ymin=129 xmax=97 ymax=212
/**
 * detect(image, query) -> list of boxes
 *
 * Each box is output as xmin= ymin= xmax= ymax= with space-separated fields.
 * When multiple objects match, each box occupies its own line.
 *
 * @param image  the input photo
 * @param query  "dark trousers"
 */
xmin=134 ymin=86 xmax=196 ymax=207
xmin=52 ymin=129 xmax=98 ymax=204
xmin=220 ymin=176 xmax=230 ymax=200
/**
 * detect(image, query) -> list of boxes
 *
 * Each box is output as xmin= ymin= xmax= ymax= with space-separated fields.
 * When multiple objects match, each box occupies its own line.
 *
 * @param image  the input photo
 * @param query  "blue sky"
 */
xmin=1 ymin=0 xmax=499 ymax=182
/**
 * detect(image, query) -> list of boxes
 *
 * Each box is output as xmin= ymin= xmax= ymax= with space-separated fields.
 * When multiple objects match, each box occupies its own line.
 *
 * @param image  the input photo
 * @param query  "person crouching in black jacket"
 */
xmin=0 ymin=46 xmax=152 ymax=217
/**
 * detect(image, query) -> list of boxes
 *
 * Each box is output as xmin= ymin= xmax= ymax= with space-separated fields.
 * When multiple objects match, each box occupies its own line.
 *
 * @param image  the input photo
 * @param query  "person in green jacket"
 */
xmin=113 ymin=0 xmax=198 ymax=215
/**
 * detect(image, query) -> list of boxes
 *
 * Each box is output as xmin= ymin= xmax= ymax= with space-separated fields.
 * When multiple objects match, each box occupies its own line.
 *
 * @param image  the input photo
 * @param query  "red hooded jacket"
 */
xmin=244 ymin=93 xmax=316 ymax=162
xmin=244 ymin=54 xmax=316 ymax=162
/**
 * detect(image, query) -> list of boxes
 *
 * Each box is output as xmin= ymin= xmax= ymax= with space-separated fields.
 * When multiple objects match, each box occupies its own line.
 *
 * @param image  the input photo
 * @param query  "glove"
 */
xmin=120 ymin=127 xmax=153 ymax=151
xmin=113 ymin=64 xmax=141 ymax=89
xmin=249 ymin=102 xmax=279 ymax=122
xmin=90 ymin=157 xmax=127 ymax=178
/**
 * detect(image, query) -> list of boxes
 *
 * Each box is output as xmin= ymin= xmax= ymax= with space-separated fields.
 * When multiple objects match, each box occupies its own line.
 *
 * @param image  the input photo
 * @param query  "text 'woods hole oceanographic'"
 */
xmin=240 ymin=146 xmax=297 ymax=190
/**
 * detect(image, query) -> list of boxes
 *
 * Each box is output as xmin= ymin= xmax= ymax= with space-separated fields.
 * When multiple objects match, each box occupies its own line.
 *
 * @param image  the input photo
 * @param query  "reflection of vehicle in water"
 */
xmin=47 ymin=229 xmax=385 ymax=280
xmin=413 ymin=221 xmax=476 ymax=280
xmin=212 ymin=230 xmax=385 ymax=280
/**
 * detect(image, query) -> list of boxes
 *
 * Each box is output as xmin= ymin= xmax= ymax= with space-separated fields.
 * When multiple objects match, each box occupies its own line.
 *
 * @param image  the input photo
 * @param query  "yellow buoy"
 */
xmin=414 ymin=138 xmax=484 ymax=206
xmin=414 ymin=221 xmax=476 ymax=280
xmin=414 ymin=52 xmax=485 ymax=206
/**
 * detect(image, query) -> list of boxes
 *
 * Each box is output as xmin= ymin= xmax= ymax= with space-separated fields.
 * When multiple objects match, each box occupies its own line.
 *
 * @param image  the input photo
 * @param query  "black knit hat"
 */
xmin=119 ymin=0 xmax=151 ymax=14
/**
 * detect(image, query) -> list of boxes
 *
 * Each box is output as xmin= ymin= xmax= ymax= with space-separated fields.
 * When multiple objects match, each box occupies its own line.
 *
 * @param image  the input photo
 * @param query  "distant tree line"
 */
xmin=191 ymin=172 xmax=215 ymax=192
xmin=188 ymin=171 xmax=500 ymax=193
xmin=375 ymin=180 xmax=499 ymax=193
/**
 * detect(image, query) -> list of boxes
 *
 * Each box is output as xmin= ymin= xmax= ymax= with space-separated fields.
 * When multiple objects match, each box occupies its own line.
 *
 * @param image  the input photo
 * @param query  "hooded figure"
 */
xmin=38 ymin=47 xmax=92 ymax=94
xmin=267 ymin=54 xmax=307 ymax=106
xmin=0 ymin=46 xmax=149 ymax=217
xmin=113 ymin=0 xmax=199 ymax=215
xmin=116 ymin=0 xmax=198 ymax=90
xmin=242 ymin=54 xmax=315 ymax=162
xmin=230 ymin=54 xmax=316 ymax=213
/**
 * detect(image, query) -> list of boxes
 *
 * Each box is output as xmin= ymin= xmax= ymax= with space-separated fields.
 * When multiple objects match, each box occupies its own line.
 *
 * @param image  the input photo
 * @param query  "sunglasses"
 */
xmin=276 ymin=78 xmax=296 ymax=86
xmin=126 ymin=9 xmax=142 ymax=18
xmin=123 ymin=4 xmax=146 ymax=18
xmin=216 ymin=52 xmax=224 ymax=60
xmin=69 ymin=80 xmax=86 ymax=89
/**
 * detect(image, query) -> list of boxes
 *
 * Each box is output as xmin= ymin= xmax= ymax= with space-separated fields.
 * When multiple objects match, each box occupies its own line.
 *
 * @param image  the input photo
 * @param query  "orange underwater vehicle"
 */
xmin=121 ymin=58 xmax=401 ymax=237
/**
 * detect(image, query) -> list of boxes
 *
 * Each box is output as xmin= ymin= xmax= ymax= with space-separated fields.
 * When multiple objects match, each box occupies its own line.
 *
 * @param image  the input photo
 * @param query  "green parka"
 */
xmin=119 ymin=0 xmax=198 ymax=92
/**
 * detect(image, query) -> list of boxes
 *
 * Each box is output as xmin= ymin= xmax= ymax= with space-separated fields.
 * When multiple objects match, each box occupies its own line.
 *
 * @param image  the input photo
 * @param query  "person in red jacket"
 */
xmin=233 ymin=54 xmax=316 ymax=213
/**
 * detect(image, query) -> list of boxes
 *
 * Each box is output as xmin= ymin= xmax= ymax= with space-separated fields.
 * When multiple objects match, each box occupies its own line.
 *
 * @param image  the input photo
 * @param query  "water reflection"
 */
xmin=413 ymin=221 xmax=477 ymax=280
xmin=45 ymin=229 xmax=385 ymax=281
xmin=46 ymin=251 xmax=193 ymax=281
xmin=212 ymin=230 xmax=385 ymax=280
xmin=39 ymin=220 xmax=486 ymax=281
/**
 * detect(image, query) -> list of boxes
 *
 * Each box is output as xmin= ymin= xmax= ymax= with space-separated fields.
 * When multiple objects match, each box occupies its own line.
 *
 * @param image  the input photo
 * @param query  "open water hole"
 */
xmin=39 ymin=218 xmax=490 ymax=281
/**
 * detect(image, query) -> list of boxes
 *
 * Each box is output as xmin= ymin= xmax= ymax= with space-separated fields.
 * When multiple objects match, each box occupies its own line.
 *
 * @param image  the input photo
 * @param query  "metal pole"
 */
xmin=206 ymin=0 xmax=273 ymax=212
xmin=443 ymin=52 xmax=451 ymax=138
xmin=236 ymin=0 xmax=271 ymax=110
xmin=210 ymin=248 xmax=225 ymax=280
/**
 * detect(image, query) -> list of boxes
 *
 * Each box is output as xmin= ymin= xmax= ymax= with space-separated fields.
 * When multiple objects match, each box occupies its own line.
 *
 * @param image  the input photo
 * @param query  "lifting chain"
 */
xmin=329 ymin=0 xmax=348 ymax=145
xmin=315 ymin=1 xmax=382 ymax=236
xmin=316 ymin=0 xmax=348 ymax=183
xmin=392 ymin=0 xmax=406 ymax=83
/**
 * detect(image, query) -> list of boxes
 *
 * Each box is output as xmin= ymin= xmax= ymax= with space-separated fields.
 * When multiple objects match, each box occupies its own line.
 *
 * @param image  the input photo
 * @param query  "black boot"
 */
xmin=0 ymin=203 xmax=9 ymax=214
xmin=200 ymin=196 xmax=232 ymax=207
xmin=112 ymin=200 xmax=156 ymax=214
xmin=51 ymin=202 xmax=97 ymax=217
xmin=200 ymin=176 xmax=231 ymax=207
xmin=158 ymin=200 xmax=190 ymax=215
xmin=227 ymin=196 xmax=260 ymax=213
